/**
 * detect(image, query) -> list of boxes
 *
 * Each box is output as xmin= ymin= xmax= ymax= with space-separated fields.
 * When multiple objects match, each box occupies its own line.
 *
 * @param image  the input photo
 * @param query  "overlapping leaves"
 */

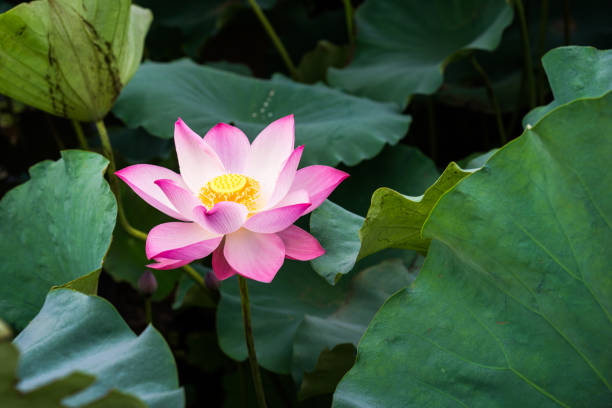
xmin=217 ymin=258 xmax=416 ymax=383
xmin=333 ymin=93 xmax=612 ymax=407
xmin=9 ymin=289 xmax=183 ymax=407
xmin=523 ymin=46 xmax=612 ymax=126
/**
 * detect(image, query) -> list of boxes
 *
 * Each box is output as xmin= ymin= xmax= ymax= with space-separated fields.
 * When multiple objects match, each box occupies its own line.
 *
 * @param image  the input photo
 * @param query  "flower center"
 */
xmin=199 ymin=173 xmax=261 ymax=212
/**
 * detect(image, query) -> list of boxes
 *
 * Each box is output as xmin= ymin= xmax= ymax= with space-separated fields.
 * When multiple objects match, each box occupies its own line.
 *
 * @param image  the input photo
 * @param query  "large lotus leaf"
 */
xmin=112 ymin=59 xmax=411 ymax=166
xmin=13 ymin=289 xmax=184 ymax=408
xmin=217 ymin=259 xmax=415 ymax=382
xmin=0 ymin=0 xmax=152 ymax=121
xmin=333 ymin=93 xmax=612 ymax=407
xmin=327 ymin=0 xmax=513 ymax=108
xmin=1 ymin=342 xmax=146 ymax=407
xmin=523 ymin=46 xmax=612 ymax=127
xmin=0 ymin=150 xmax=116 ymax=330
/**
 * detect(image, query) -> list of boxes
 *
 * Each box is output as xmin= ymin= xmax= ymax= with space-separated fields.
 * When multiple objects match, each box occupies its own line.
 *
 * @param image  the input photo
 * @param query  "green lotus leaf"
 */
xmin=523 ymin=46 xmax=612 ymax=127
xmin=359 ymin=162 xmax=472 ymax=258
xmin=217 ymin=259 xmax=415 ymax=383
xmin=298 ymin=343 xmax=356 ymax=401
xmin=0 ymin=0 xmax=152 ymax=121
xmin=113 ymin=59 xmax=411 ymax=167
xmin=13 ymin=289 xmax=184 ymax=407
xmin=333 ymin=93 xmax=612 ymax=407
xmin=171 ymin=264 xmax=217 ymax=310
xmin=0 ymin=150 xmax=116 ymax=330
xmin=51 ymin=269 xmax=101 ymax=296
xmin=297 ymin=40 xmax=349 ymax=84
xmin=327 ymin=0 xmax=514 ymax=107
xmin=2 ymin=341 xmax=148 ymax=407
xmin=310 ymin=200 xmax=363 ymax=285
xmin=311 ymin=146 xmax=463 ymax=284
xmin=1 ymin=342 xmax=147 ymax=408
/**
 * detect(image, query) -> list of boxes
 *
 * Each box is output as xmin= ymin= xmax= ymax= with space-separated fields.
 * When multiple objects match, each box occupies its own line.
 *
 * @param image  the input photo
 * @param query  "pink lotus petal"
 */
xmin=147 ymin=257 xmax=192 ymax=270
xmin=115 ymin=164 xmax=189 ymax=221
xmin=277 ymin=225 xmax=325 ymax=260
xmin=203 ymin=123 xmax=250 ymax=173
xmin=224 ymin=229 xmax=285 ymax=283
xmin=193 ymin=202 xmax=248 ymax=235
xmin=155 ymin=236 xmax=222 ymax=260
xmin=175 ymin=118 xmax=226 ymax=192
xmin=265 ymin=145 xmax=304 ymax=209
xmin=245 ymin=115 xmax=295 ymax=195
xmin=244 ymin=202 xmax=310 ymax=233
xmin=146 ymin=222 xmax=221 ymax=259
xmin=274 ymin=189 xmax=310 ymax=208
xmin=155 ymin=179 xmax=202 ymax=221
xmin=288 ymin=165 xmax=349 ymax=214
xmin=212 ymin=241 xmax=238 ymax=280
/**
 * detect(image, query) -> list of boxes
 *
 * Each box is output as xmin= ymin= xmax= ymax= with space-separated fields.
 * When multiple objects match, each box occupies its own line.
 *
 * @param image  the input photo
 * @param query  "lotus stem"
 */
xmin=342 ymin=0 xmax=355 ymax=46
xmin=426 ymin=97 xmax=437 ymax=163
xmin=96 ymin=120 xmax=148 ymax=241
xmin=145 ymin=297 xmax=152 ymax=325
xmin=470 ymin=55 xmax=507 ymax=144
xmin=536 ymin=0 xmax=549 ymax=104
xmin=514 ymin=0 xmax=536 ymax=109
xmin=238 ymin=275 xmax=268 ymax=408
xmin=72 ymin=120 xmax=89 ymax=150
xmin=246 ymin=0 xmax=299 ymax=81
xmin=563 ymin=0 xmax=571 ymax=45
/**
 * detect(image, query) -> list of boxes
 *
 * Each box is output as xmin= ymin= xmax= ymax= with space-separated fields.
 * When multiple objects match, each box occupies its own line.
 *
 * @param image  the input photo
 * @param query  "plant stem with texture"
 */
xmin=514 ymin=0 xmax=537 ymax=109
xmin=238 ymin=275 xmax=268 ymax=408
xmin=247 ymin=0 xmax=299 ymax=81
xmin=96 ymin=120 xmax=148 ymax=241
xmin=342 ymin=0 xmax=355 ymax=46
xmin=471 ymin=55 xmax=507 ymax=144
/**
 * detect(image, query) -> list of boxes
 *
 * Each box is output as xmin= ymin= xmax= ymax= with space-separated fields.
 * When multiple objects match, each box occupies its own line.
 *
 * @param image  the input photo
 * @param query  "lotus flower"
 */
xmin=116 ymin=115 xmax=348 ymax=283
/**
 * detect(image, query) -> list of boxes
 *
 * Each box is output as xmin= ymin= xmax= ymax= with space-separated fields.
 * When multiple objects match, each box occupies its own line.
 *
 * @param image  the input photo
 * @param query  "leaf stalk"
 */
xmin=246 ymin=0 xmax=299 ymax=81
xmin=470 ymin=55 xmax=507 ymax=144
xmin=238 ymin=275 xmax=268 ymax=408
xmin=514 ymin=0 xmax=537 ymax=109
